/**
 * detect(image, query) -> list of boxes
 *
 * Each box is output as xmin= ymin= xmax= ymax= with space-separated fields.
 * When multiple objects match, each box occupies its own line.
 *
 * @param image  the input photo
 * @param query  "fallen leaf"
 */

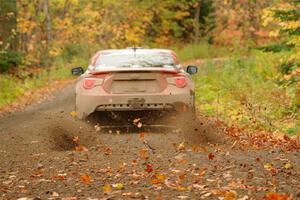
xmin=75 ymin=145 xmax=88 ymax=152
xmin=265 ymin=192 xmax=288 ymax=200
xmin=133 ymin=118 xmax=142 ymax=128
xmin=52 ymin=191 xmax=59 ymax=197
xmin=283 ymin=163 xmax=293 ymax=169
xmin=224 ymin=190 xmax=237 ymax=200
xmin=70 ymin=111 xmax=77 ymax=118
xmin=104 ymin=147 xmax=112 ymax=155
xmin=62 ymin=198 xmax=77 ymax=200
xmin=178 ymin=142 xmax=186 ymax=151
xmin=178 ymin=196 xmax=189 ymax=199
xmin=139 ymin=132 xmax=145 ymax=140
xmin=131 ymin=159 xmax=138 ymax=166
xmin=57 ymin=173 xmax=67 ymax=180
xmin=199 ymin=169 xmax=206 ymax=176
xmin=156 ymin=194 xmax=163 ymax=200
xmin=122 ymin=192 xmax=133 ymax=196
xmin=208 ymin=153 xmax=215 ymax=160
xmin=151 ymin=173 xmax=166 ymax=184
xmin=137 ymin=122 xmax=142 ymax=128
xmin=201 ymin=192 xmax=212 ymax=197
xmin=103 ymin=184 xmax=112 ymax=194
xmin=156 ymin=173 xmax=166 ymax=181
xmin=237 ymin=195 xmax=249 ymax=200
xmin=72 ymin=136 xmax=79 ymax=144
xmin=133 ymin=118 xmax=140 ymax=124
xmin=145 ymin=164 xmax=153 ymax=173
xmin=139 ymin=148 xmax=149 ymax=159
xmin=193 ymin=184 xmax=206 ymax=190
xmin=94 ymin=124 xmax=101 ymax=132
xmin=112 ymin=183 xmax=125 ymax=190
xmin=178 ymin=172 xmax=187 ymax=180
xmin=80 ymin=174 xmax=91 ymax=184
xmin=264 ymin=163 xmax=273 ymax=171
xmin=176 ymin=186 xmax=187 ymax=191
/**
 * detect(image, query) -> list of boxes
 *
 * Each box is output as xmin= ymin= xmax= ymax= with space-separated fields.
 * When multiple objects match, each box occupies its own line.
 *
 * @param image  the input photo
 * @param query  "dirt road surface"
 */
xmin=0 ymin=84 xmax=299 ymax=200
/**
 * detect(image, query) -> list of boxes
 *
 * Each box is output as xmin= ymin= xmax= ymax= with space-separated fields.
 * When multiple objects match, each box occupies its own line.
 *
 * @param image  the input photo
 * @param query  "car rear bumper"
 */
xmin=76 ymin=92 xmax=194 ymax=119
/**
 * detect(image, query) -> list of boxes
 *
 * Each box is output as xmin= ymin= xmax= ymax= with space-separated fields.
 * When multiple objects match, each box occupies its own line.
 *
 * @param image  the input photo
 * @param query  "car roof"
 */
xmin=98 ymin=48 xmax=174 ymax=55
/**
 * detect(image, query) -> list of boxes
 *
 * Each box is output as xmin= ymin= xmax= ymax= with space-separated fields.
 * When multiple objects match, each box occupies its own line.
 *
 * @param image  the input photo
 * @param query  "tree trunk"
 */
xmin=0 ymin=0 xmax=17 ymax=50
xmin=194 ymin=1 xmax=201 ymax=43
xmin=43 ymin=0 xmax=52 ymax=47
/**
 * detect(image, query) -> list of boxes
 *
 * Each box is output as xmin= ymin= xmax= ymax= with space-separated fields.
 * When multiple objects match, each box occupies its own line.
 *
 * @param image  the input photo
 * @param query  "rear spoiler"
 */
xmin=89 ymin=67 xmax=181 ymax=75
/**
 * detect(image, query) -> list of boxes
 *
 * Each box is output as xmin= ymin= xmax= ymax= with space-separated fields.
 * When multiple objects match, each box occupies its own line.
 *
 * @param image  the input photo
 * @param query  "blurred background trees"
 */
xmin=1 ymin=0 xmax=298 ymax=87
xmin=0 ymin=0 xmax=21 ymax=73
xmin=8 ymin=0 xmax=276 ymax=67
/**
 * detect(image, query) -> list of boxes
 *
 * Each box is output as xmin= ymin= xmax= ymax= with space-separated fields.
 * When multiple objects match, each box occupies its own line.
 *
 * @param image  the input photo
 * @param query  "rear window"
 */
xmin=94 ymin=51 xmax=176 ymax=69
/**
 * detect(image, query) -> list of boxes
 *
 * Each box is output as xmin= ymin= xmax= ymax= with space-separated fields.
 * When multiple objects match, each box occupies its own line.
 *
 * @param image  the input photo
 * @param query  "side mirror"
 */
xmin=71 ymin=67 xmax=84 ymax=76
xmin=186 ymin=65 xmax=198 ymax=75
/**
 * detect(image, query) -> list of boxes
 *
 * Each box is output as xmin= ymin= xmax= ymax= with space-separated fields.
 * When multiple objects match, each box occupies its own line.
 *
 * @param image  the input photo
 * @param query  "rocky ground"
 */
xmin=0 ymin=84 xmax=299 ymax=200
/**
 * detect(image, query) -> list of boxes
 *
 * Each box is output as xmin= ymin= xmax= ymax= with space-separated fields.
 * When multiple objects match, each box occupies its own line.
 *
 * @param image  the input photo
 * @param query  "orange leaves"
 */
xmin=263 ymin=163 xmax=278 ymax=175
xmin=139 ymin=132 xmax=145 ymax=140
xmin=75 ymin=145 xmax=88 ymax=152
xmin=210 ymin=189 xmax=238 ymax=200
xmin=177 ymin=142 xmax=186 ymax=151
xmin=72 ymin=136 xmax=79 ymax=144
xmin=265 ymin=192 xmax=289 ymax=200
xmin=199 ymin=169 xmax=206 ymax=177
xmin=80 ymin=174 xmax=91 ymax=184
xmin=151 ymin=173 xmax=166 ymax=184
xmin=104 ymin=147 xmax=113 ymax=155
xmin=223 ymin=190 xmax=237 ymax=200
xmin=208 ymin=153 xmax=215 ymax=160
xmin=103 ymin=184 xmax=112 ymax=194
xmin=73 ymin=136 xmax=88 ymax=152
xmin=145 ymin=164 xmax=153 ymax=173
xmin=139 ymin=148 xmax=149 ymax=160
xmin=176 ymin=186 xmax=187 ymax=191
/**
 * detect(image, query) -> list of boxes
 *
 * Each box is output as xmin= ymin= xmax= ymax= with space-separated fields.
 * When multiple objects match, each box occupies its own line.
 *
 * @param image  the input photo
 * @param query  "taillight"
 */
xmin=166 ymin=74 xmax=188 ymax=88
xmin=175 ymin=77 xmax=187 ymax=88
xmin=82 ymin=78 xmax=95 ymax=89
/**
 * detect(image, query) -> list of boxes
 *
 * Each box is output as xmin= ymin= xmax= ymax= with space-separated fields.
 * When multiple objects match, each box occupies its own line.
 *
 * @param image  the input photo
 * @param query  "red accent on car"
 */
xmin=83 ymin=78 xmax=95 ymax=89
xmin=175 ymin=77 xmax=187 ymax=88
xmin=170 ymin=51 xmax=180 ymax=65
xmin=91 ymin=52 xmax=101 ymax=67
xmin=88 ymin=72 xmax=108 ymax=77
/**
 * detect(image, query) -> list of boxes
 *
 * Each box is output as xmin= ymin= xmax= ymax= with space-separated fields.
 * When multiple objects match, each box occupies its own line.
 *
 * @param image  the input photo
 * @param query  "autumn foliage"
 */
xmin=0 ymin=0 xmax=287 ymax=68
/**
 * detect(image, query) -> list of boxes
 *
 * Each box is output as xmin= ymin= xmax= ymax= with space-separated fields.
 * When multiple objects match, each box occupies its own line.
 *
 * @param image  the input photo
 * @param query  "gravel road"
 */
xmin=0 ymin=84 xmax=299 ymax=200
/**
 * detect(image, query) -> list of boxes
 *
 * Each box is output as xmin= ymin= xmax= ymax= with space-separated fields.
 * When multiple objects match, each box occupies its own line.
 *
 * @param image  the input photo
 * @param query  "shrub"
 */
xmin=0 ymin=51 xmax=23 ymax=73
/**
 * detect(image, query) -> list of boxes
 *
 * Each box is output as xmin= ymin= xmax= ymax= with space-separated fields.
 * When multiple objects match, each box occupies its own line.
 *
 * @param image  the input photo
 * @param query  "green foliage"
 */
xmin=0 ymin=55 xmax=87 ymax=108
xmin=258 ymin=42 xmax=295 ymax=53
xmin=0 ymin=51 xmax=23 ymax=73
xmin=0 ymin=74 xmax=23 ymax=106
xmin=193 ymin=51 xmax=299 ymax=135
xmin=173 ymin=42 xmax=230 ymax=62
xmin=263 ymin=0 xmax=300 ymax=84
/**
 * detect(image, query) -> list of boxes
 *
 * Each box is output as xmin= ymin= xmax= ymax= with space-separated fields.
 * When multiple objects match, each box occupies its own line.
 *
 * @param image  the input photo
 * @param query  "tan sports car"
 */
xmin=71 ymin=48 xmax=198 ymax=119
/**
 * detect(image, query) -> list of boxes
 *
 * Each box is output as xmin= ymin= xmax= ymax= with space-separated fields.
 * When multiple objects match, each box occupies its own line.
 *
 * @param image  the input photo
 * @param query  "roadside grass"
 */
xmin=172 ymin=42 xmax=233 ymax=62
xmin=193 ymin=50 xmax=299 ymax=136
xmin=0 ymin=56 xmax=88 ymax=108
